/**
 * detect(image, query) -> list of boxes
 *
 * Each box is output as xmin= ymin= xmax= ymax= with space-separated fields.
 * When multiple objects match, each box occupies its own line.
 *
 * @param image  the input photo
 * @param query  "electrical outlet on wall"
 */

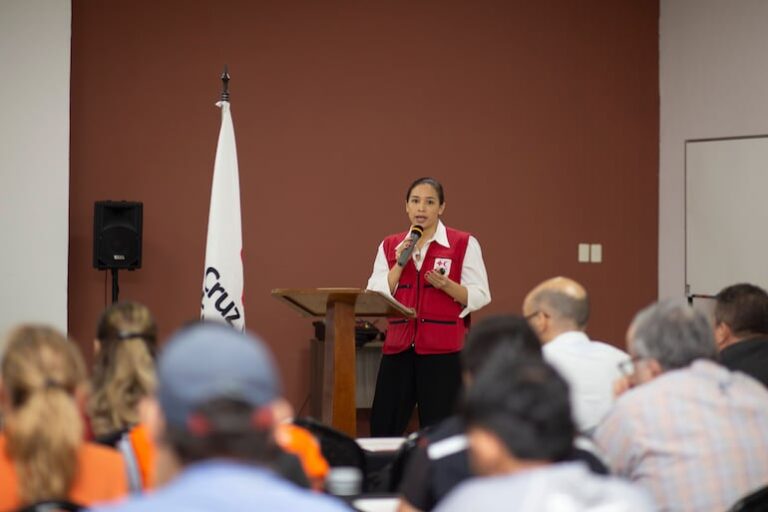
xmin=590 ymin=244 xmax=602 ymax=263
xmin=578 ymin=243 xmax=590 ymax=262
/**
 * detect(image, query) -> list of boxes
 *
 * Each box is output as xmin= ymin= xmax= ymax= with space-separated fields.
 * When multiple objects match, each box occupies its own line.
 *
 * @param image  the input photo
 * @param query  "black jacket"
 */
xmin=720 ymin=335 xmax=768 ymax=388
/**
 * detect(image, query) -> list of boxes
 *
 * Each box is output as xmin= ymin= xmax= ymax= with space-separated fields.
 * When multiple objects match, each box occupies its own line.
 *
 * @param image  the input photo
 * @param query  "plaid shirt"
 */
xmin=595 ymin=360 xmax=768 ymax=512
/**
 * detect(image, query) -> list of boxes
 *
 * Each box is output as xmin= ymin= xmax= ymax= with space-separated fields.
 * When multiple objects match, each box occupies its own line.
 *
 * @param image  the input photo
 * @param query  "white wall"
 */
xmin=660 ymin=0 xmax=768 ymax=298
xmin=0 ymin=1 xmax=70 ymax=337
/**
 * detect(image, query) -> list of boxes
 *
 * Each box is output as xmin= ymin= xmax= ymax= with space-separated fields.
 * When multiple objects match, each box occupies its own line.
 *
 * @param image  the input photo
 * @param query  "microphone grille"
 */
xmin=411 ymin=225 xmax=424 ymax=238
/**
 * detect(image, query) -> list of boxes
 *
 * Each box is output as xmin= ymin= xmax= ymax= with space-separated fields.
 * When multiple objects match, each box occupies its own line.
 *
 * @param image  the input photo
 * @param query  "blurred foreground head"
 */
xmin=1 ymin=325 xmax=87 ymax=504
xmin=148 ymin=322 xmax=283 ymax=465
xmin=462 ymin=352 xmax=574 ymax=476
xmin=461 ymin=314 xmax=542 ymax=382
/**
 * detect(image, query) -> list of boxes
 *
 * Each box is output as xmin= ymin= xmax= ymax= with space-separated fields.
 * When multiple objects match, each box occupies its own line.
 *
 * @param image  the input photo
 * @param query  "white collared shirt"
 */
xmin=435 ymin=462 xmax=654 ymax=512
xmin=366 ymin=221 xmax=491 ymax=318
xmin=542 ymin=331 xmax=629 ymax=434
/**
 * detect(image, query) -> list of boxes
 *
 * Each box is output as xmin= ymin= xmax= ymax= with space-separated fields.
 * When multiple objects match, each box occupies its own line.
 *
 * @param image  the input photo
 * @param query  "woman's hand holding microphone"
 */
xmin=394 ymin=237 xmax=414 ymax=265
xmin=387 ymin=237 xmax=411 ymax=293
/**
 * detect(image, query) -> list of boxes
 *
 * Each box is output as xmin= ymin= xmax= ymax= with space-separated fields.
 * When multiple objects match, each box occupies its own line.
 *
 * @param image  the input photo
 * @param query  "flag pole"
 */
xmin=221 ymin=65 xmax=230 ymax=102
xmin=201 ymin=64 xmax=245 ymax=330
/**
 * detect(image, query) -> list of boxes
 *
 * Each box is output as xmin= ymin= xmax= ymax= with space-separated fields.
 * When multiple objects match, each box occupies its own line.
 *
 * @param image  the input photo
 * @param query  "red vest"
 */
xmin=383 ymin=227 xmax=471 ymax=355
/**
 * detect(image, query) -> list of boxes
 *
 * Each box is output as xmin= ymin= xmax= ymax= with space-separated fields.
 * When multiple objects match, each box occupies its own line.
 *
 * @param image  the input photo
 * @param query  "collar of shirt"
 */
xmin=637 ymin=359 xmax=740 ymax=398
xmin=721 ymin=335 xmax=768 ymax=359
xmin=95 ymin=459 xmax=348 ymax=512
xmin=174 ymin=459 xmax=278 ymax=483
xmin=547 ymin=330 xmax=590 ymax=347
xmin=688 ymin=358 xmax=734 ymax=385
xmin=403 ymin=220 xmax=450 ymax=249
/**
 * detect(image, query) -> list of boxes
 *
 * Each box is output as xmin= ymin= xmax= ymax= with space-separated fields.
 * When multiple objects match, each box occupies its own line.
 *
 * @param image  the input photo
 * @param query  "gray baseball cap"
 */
xmin=157 ymin=322 xmax=281 ymax=429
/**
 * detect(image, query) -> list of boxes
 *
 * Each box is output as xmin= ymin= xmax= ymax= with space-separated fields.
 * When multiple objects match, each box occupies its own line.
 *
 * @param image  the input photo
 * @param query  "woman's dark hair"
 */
xmin=461 ymin=315 xmax=542 ymax=377
xmin=406 ymin=177 xmax=445 ymax=205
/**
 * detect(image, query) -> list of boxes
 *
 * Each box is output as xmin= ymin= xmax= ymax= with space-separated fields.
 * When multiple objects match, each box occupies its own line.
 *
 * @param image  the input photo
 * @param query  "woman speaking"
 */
xmin=366 ymin=177 xmax=491 ymax=436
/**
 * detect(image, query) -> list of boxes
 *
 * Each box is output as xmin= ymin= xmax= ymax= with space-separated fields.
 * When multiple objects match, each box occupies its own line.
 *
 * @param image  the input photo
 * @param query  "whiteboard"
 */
xmin=685 ymin=136 xmax=768 ymax=296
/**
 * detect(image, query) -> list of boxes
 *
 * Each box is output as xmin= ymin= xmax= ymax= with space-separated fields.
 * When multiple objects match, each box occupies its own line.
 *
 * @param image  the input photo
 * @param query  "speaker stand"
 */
xmin=111 ymin=268 xmax=120 ymax=304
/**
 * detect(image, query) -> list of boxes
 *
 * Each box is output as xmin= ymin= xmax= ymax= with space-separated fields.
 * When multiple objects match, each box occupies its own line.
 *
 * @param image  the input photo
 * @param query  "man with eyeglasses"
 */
xmin=522 ymin=277 xmax=629 ymax=435
xmin=595 ymin=300 xmax=768 ymax=512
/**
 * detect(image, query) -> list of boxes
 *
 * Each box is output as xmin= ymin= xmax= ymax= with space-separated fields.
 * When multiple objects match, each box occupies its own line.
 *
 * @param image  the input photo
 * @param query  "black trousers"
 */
xmin=370 ymin=348 xmax=462 ymax=437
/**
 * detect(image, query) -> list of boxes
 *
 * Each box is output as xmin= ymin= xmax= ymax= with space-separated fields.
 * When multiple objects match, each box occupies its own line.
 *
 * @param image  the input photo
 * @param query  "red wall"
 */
xmin=70 ymin=0 xmax=659 ymax=408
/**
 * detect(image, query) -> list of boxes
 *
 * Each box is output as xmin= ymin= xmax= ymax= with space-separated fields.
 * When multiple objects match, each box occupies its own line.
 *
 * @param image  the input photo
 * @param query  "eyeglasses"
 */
xmin=524 ymin=310 xmax=549 ymax=321
xmin=617 ymin=356 xmax=646 ymax=377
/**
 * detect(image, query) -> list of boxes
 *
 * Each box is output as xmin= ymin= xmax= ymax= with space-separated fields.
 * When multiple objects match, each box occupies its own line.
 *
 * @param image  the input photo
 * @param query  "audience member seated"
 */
xmin=397 ymin=315 xmax=608 ymax=512
xmin=275 ymin=419 xmax=330 ymax=490
xmin=0 ymin=325 xmax=128 ymax=510
xmin=714 ymin=283 xmax=768 ymax=387
xmin=434 ymin=354 xmax=653 ymax=512
xmin=89 ymin=323 xmax=348 ymax=512
xmin=523 ymin=277 xmax=629 ymax=434
xmin=288 ymin=417 xmax=358 ymax=491
xmin=88 ymin=302 xmax=158 ymax=491
xmin=88 ymin=302 xmax=325 ymax=493
xmin=596 ymin=300 xmax=768 ymax=512
xmin=268 ymin=400 xmax=328 ymax=491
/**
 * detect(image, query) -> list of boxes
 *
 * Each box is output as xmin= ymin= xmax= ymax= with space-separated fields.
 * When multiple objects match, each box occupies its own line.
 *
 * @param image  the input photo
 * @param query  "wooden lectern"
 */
xmin=272 ymin=288 xmax=414 ymax=437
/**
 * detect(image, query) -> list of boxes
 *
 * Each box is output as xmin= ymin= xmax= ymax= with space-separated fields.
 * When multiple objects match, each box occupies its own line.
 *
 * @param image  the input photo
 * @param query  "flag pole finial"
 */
xmin=220 ymin=65 xmax=230 ymax=102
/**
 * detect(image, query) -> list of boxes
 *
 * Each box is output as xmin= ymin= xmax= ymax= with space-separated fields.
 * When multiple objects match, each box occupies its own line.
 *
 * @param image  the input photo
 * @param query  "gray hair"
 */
xmin=630 ymin=299 xmax=717 ymax=370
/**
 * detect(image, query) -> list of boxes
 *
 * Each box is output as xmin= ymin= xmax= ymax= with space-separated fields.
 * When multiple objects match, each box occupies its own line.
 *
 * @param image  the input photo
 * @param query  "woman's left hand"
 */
xmin=424 ymin=269 xmax=451 ymax=290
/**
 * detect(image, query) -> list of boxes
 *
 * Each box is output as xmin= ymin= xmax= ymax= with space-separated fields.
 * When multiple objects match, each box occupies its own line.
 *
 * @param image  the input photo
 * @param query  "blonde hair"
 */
xmin=89 ymin=302 xmax=157 ymax=437
xmin=2 ymin=325 xmax=87 ymax=504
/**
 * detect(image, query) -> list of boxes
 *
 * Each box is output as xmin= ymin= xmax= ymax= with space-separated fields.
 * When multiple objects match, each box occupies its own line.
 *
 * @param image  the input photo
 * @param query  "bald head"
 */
xmin=523 ymin=277 xmax=590 ymax=340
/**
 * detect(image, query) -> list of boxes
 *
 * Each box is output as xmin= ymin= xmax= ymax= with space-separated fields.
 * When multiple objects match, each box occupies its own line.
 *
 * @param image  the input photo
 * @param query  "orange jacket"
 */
xmin=275 ymin=423 xmax=329 ymax=490
xmin=0 ymin=434 xmax=128 ymax=511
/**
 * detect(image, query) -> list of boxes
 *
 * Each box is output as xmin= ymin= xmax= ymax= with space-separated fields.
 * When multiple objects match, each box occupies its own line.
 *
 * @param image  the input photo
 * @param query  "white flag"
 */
xmin=201 ymin=101 xmax=245 ymax=330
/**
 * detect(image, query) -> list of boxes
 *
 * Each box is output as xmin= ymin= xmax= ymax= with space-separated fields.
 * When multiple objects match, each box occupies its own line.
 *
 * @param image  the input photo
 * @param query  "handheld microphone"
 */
xmin=397 ymin=225 xmax=424 ymax=267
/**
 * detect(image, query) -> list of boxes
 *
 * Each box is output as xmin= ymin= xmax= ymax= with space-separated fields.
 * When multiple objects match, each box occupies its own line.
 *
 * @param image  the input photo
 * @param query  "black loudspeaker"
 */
xmin=93 ymin=201 xmax=143 ymax=270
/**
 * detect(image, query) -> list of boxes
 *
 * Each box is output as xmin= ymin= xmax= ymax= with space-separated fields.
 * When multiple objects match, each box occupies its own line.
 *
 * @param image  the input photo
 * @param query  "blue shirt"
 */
xmin=89 ymin=460 xmax=350 ymax=512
